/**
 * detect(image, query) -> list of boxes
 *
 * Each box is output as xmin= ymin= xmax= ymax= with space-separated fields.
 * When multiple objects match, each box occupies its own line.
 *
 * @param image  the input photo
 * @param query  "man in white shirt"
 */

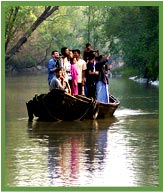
xmin=73 ymin=49 xmax=87 ymax=95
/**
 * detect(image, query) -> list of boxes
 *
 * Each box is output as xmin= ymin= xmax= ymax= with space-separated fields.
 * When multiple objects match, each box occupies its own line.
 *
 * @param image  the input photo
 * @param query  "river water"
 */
xmin=4 ymin=74 xmax=159 ymax=187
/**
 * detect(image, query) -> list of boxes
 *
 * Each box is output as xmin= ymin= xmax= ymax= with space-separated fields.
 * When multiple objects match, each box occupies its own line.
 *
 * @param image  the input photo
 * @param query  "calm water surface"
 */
xmin=4 ymin=74 xmax=159 ymax=187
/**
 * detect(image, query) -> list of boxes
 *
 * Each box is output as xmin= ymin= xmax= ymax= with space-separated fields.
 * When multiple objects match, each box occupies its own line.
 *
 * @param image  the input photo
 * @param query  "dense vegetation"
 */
xmin=5 ymin=6 xmax=159 ymax=80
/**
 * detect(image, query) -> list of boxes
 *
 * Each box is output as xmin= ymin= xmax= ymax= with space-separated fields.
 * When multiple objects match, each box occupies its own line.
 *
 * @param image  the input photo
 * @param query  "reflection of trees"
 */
xmin=27 ymin=118 xmax=117 ymax=186
xmin=124 ymin=116 xmax=159 ymax=186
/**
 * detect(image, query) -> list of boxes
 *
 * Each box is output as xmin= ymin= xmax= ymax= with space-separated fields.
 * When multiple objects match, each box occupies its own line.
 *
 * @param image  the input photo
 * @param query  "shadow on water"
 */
xmin=27 ymin=117 xmax=118 ymax=140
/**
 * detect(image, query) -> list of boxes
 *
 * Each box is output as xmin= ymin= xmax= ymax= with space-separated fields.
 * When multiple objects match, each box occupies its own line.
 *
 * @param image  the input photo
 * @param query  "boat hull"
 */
xmin=95 ymin=95 xmax=120 ymax=118
xmin=26 ymin=89 xmax=120 ymax=121
xmin=26 ymin=89 xmax=97 ymax=121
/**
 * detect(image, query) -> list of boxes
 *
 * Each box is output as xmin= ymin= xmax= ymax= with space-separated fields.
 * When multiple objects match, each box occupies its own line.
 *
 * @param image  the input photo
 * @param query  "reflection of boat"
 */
xmin=27 ymin=117 xmax=117 ymax=186
xmin=27 ymin=117 xmax=118 ymax=137
xmin=26 ymin=88 xmax=120 ymax=121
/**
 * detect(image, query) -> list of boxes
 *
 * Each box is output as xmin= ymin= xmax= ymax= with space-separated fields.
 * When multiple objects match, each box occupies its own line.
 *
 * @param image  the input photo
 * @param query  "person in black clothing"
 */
xmin=95 ymin=55 xmax=112 ymax=103
xmin=85 ymin=53 xmax=112 ymax=100
xmin=85 ymin=53 xmax=99 ymax=99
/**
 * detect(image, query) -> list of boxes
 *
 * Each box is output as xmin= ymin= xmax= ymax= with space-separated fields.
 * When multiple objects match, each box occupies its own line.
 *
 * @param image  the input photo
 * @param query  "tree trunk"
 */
xmin=5 ymin=6 xmax=20 ymax=52
xmin=5 ymin=6 xmax=59 ymax=62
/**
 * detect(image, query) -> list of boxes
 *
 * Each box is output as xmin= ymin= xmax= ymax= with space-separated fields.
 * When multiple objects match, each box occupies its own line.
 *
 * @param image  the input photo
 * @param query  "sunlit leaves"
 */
xmin=103 ymin=6 xmax=159 ymax=79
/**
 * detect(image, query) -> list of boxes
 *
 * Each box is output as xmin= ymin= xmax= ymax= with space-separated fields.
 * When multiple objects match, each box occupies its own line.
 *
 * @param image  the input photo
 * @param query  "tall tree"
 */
xmin=103 ymin=6 xmax=159 ymax=79
xmin=83 ymin=6 xmax=110 ymax=52
xmin=5 ymin=6 xmax=59 ymax=62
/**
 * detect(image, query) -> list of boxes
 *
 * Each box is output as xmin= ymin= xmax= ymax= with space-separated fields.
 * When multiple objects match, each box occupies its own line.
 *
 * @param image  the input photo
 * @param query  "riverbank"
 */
xmin=129 ymin=76 xmax=159 ymax=87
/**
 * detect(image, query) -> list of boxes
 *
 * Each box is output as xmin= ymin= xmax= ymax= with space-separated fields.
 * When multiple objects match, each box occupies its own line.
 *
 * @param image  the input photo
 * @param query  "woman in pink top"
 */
xmin=70 ymin=57 xmax=78 ymax=95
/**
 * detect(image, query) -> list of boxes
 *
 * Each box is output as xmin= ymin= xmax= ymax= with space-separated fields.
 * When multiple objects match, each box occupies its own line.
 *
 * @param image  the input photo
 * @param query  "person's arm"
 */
xmin=82 ymin=70 xmax=86 ymax=85
xmin=88 ymin=70 xmax=99 ymax=75
xmin=82 ymin=61 xmax=87 ymax=85
xmin=109 ymin=64 xmax=113 ymax=70
xmin=106 ymin=55 xmax=113 ymax=70
xmin=87 ymin=62 xmax=99 ymax=76
xmin=65 ymin=81 xmax=71 ymax=94
xmin=48 ymin=60 xmax=57 ymax=73
xmin=83 ymin=50 xmax=86 ymax=61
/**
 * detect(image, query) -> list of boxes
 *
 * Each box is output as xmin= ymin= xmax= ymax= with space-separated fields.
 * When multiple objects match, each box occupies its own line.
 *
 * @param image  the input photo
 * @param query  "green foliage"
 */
xmin=112 ymin=65 xmax=140 ymax=78
xmin=123 ymin=68 xmax=141 ymax=78
xmin=5 ymin=6 xmax=41 ymax=51
xmin=6 ymin=55 xmax=37 ymax=72
xmin=5 ymin=5 xmax=159 ymax=81
xmin=17 ymin=55 xmax=37 ymax=68
xmin=103 ymin=6 xmax=159 ymax=80
xmin=82 ymin=6 xmax=111 ymax=52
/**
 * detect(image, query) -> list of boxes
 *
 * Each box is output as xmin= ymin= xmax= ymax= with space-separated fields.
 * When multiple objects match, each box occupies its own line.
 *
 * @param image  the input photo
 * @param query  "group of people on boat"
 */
xmin=48 ymin=43 xmax=112 ymax=104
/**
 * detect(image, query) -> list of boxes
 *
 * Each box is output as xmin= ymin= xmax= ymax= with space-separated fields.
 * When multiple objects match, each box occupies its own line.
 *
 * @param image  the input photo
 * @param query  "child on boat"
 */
xmin=70 ymin=57 xmax=79 ymax=95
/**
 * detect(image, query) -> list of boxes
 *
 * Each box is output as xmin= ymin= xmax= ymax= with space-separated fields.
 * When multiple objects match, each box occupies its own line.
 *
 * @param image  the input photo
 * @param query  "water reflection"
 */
xmin=5 ymin=75 xmax=159 ymax=187
xmin=27 ymin=118 xmax=117 ymax=186
xmin=24 ymin=111 xmax=158 ymax=187
xmin=115 ymin=108 xmax=158 ymax=117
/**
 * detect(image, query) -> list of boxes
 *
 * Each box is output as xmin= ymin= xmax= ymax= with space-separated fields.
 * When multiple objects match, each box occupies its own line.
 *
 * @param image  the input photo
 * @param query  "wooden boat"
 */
xmin=26 ymin=88 xmax=120 ymax=121
xmin=75 ymin=94 xmax=120 ymax=119
xmin=96 ymin=95 xmax=120 ymax=118
xmin=26 ymin=89 xmax=97 ymax=121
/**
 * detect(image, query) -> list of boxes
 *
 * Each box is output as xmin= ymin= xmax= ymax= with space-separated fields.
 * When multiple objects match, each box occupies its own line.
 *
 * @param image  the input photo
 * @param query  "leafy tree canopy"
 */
xmin=5 ymin=5 xmax=159 ymax=80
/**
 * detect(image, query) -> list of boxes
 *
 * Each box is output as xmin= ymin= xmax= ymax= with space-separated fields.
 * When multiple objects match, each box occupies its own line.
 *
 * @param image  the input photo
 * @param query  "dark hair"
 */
xmin=51 ymin=50 xmax=58 ymax=55
xmin=86 ymin=43 xmax=91 ymax=48
xmin=70 ymin=58 xmax=74 ymax=64
xmin=88 ymin=53 xmax=95 ymax=61
xmin=72 ymin=49 xmax=80 ymax=55
xmin=98 ymin=55 xmax=105 ymax=61
xmin=61 ymin=47 xmax=68 ymax=56
xmin=55 ymin=68 xmax=62 ymax=74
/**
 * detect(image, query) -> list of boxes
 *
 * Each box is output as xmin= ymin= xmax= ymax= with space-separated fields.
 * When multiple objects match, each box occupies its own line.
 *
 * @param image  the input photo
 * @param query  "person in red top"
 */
xmin=83 ymin=43 xmax=99 ymax=62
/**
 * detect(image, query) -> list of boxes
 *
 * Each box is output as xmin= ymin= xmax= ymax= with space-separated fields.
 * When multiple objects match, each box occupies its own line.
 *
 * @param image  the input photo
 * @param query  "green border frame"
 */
xmin=1 ymin=1 xmax=162 ymax=191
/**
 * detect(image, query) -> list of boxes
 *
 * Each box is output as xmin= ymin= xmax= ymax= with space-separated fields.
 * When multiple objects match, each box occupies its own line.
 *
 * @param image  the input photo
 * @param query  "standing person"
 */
xmin=83 ymin=43 xmax=92 ymax=62
xmin=48 ymin=50 xmax=60 ymax=85
xmin=85 ymin=53 xmax=99 ymax=99
xmin=70 ymin=57 xmax=78 ymax=95
xmin=95 ymin=55 xmax=112 ymax=103
xmin=73 ymin=49 xmax=87 ymax=95
xmin=83 ymin=43 xmax=99 ymax=62
xmin=67 ymin=50 xmax=74 ymax=88
xmin=60 ymin=47 xmax=72 ymax=85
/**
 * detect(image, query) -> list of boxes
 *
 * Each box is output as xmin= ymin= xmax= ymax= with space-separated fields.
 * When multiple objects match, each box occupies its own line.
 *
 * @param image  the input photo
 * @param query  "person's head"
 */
xmin=98 ymin=55 xmax=105 ymax=61
xmin=72 ymin=57 xmax=77 ymax=64
xmin=61 ymin=47 xmax=69 ymax=57
xmin=95 ymin=56 xmax=99 ymax=61
xmin=70 ymin=57 xmax=77 ymax=64
xmin=51 ymin=50 xmax=60 ymax=59
xmin=86 ymin=43 xmax=91 ymax=50
xmin=88 ymin=53 xmax=95 ymax=61
xmin=72 ymin=49 xmax=80 ymax=59
xmin=55 ymin=68 xmax=63 ymax=78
